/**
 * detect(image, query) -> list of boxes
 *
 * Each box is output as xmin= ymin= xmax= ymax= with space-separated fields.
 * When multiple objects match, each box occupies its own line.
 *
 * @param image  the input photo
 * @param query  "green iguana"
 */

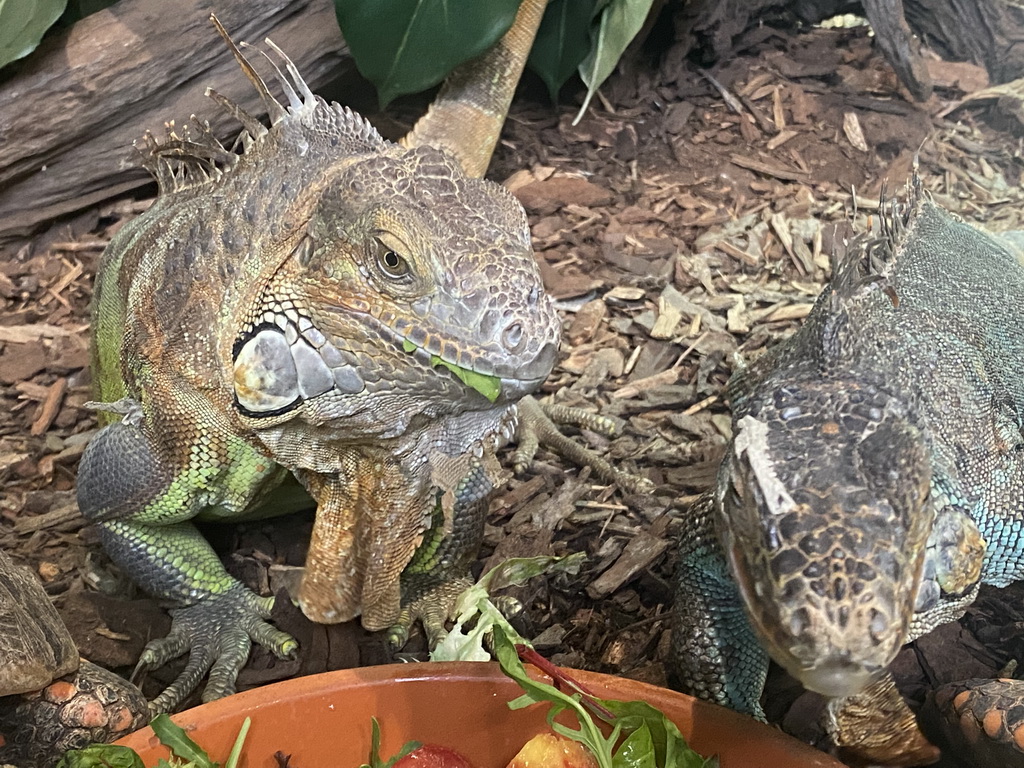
xmin=671 ymin=181 xmax=1024 ymax=766
xmin=76 ymin=3 xmax=639 ymax=714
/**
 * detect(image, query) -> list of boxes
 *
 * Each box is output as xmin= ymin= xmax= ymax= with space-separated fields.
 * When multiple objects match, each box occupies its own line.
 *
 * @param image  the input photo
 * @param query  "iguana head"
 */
xmin=230 ymin=140 xmax=559 ymax=433
xmin=176 ymin=33 xmax=563 ymax=444
xmin=716 ymin=379 xmax=933 ymax=699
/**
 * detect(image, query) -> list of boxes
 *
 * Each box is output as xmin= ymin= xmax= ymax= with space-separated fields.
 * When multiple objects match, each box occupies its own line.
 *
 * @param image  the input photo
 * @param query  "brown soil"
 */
xmin=2 ymin=18 xmax=1022 ymax=768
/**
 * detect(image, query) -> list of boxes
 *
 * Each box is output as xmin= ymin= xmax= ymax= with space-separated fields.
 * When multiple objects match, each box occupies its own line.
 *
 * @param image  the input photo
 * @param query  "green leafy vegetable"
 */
xmin=334 ymin=0 xmax=521 ymax=107
xmin=150 ymin=714 xmax=217 ymax=768
xmin=431 ymin=554 xmax=584 ymax=662
xmin=431 ymin=355 xmax=501 ymax=402
xmin=57 ymin=744 xmax=145 ymax=768
xmin=400 ymin=339 xmax=502 ymax=402
xmin=359 ymin=717 xmax=421 ymax=768
xmin=495 ymin=627 xmax=717 ymax=768
xmin=614 ymin=724 xmax=656 ymax=768
xmin=575 ymin=0 xmax=656 ymax=124
xmin=0 ymin=0 xmax=68 ymax=70
xmin=57 ymin=714 xmax=251 ymax=768
xmin=436 ymin=555 xmax=715 ymax=768
xmin=495 ymin=625 xmax=618 ymax=765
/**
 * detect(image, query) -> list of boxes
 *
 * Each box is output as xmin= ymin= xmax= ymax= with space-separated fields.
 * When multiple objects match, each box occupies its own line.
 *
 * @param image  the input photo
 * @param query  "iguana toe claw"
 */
xmin=514 ymin=395 xmax=653 ymax=494
xmin=388 ymin=576 xmax=473 ymax=651
xmin=136 ymin=584 xmax=297 ymax=713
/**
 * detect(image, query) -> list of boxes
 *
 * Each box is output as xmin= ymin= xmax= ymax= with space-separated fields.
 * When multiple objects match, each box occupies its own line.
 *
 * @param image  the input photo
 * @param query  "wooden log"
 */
xmin=0 ymin=0 xmax=353 ymax=249
xmin=674 ymin=0 xmax=1024 ymax=95
xmin=904 ymin=0 xmax=1024 ymax=84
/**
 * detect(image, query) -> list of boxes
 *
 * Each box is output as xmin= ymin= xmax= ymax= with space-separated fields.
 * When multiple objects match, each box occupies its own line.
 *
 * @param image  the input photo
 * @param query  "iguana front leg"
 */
xmin=77 ymin=412 xmax=297 ymax=712
xmin=296 ymin=447 xmax=505 ymax=650
xmin=388 ymin=449 xmax=508 ymax=648
xmin=671 ymin=493 xmax=769 ymax=717
xmin=513 ymin=395 xmax=653 ymax=494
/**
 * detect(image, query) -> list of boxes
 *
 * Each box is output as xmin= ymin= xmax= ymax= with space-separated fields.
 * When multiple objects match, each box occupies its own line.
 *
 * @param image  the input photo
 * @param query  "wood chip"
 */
xmin=586 ymin=526 xmax=670 ymax=599
xmin=772 ymin=87 xmax=786 ymax=131
xmin=713 ymin=238 xmax=760 ymax=267
xmin=843 ymin=111 xmax=869 ymax=152
xmin=730 ymin=153 xmax=808 ymax=182
xmin=14 ymin=503 xmax=81 ymax=534
xmin=605 ymin=285 xmax=645 ymax=301
xmin=726 ymin=295 xmax=749 ymax=333
xmin=764 ymin=303 xmax=814 ymax=322
xmin=0 ymin=323 xmax=79 ymax=343
xmin=30 ymin=378 xmax=68 ymax=436
xmin=650 ymin=284 xmax=687 ymax=339
xmin=567 ymin=299 xmax=607 ymax=346
xmin=767 ymin=130 xmax=799 ymax=151
xmin=611 ymin=367 xmax=681 ymax=400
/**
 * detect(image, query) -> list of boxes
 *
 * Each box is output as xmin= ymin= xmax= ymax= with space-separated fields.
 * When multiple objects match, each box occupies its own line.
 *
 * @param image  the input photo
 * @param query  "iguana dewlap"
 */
xmin=672 ymin=184 xmax=1024 ymax=766
xmin=77 ymin=21 xmax=559 ymax=711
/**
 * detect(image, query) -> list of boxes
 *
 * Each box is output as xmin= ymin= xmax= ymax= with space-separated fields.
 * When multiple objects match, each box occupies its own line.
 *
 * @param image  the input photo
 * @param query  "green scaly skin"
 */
xmin=672 ymin=186 xmax=1024 ymax=765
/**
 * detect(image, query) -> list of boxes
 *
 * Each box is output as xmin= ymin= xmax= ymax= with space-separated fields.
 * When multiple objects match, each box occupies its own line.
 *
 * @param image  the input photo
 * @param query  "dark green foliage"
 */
xmin=334 ymin=0 xmax=522 ymax=107
xmin=527 ymin=0 xmax=599 ymax=102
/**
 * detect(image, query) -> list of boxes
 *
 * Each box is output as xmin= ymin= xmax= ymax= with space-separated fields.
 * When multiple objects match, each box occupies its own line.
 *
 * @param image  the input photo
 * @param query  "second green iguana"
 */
xmin=672 ymin=182 xmax=1024 ymax=765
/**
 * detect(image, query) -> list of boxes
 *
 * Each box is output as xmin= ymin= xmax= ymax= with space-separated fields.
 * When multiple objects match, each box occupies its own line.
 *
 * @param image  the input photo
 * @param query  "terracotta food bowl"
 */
xmin=116 ymin=662 xmax=842 ymax=767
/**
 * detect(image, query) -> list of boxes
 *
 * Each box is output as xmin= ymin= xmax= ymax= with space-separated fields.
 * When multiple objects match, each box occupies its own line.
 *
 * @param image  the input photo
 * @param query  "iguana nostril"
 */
xmin=502 ymin=321 xmax=524 ymax=350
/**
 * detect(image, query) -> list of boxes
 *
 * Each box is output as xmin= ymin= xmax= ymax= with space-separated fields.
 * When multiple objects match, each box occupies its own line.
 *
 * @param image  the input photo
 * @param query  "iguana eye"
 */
xmin=373 ymin=237 xmax=410 ymax=280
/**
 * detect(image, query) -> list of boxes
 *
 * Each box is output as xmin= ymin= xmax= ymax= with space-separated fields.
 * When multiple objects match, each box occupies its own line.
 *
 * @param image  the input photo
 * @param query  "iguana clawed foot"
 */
xmin=825 ymin=673 xmax=940 ymax=766
xmin=513 ymin=395 xmax=653 ymax=495
xmin=386 ymin=576 xmax=474 ymax=650
xmin=135 ymin=584 xmax=297 ymax=713
xmin=386 ymin=573 xmax=523 ymax=651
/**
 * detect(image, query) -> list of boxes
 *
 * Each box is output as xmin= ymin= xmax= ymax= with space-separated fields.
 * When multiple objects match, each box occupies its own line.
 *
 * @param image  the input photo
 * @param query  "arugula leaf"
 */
xmin=150 ymin=714 xmax=215 ymax=768
xmin=491 ymin=622 xmax=718 ymax=768
xmin=494 ymin=625 xmax=617 ymax=767
xmin=359 ymin=717 xmax=421 ymax=768
xmin=223 ymin=717 xmax=250 ymax=768
xmin=431 ymin=554 xmax=584 ymax=663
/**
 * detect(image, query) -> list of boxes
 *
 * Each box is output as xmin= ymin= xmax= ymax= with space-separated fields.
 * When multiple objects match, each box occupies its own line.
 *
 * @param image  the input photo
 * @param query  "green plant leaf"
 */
xmin=574 ymin=0 xmax=655 ymax=124
xmin=612 ymin=723 xmax=656 ymax=768
xmin=0 ymin=0 xmax=68 ymax=69
xmin=432 ymin=356 xmax=500 ymax=402
xmin=150 ymin=714 xmax=216 ymax=768
xmin=603 ymin=700 xmax=718 ymax=768
xmin=56 ymin=744 xmax=145 ymax=768
xmin=359 ymin=717 xmax=421 ymax=768
xmin=493 ymin=625 xmax=617 ymax=768
xmin=223 ymin=716 xmax=250 ymax=768
xmin=527 ymin=0 xmax=599 ymax=102
xmin=335 ymin=0 xmax=523 ymax=107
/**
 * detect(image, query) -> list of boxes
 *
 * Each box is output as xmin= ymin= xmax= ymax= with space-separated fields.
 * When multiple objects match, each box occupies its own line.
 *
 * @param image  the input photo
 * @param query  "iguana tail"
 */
xmin=400 ymin=0 xmax=548 ymax=179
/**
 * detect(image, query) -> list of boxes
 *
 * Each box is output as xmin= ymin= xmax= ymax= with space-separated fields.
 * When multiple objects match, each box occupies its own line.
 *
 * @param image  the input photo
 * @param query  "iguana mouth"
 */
xmin=232 ymin=307 xmax=552 ymax=418
xmin=400 ymin=339 xmax=502 ymax=402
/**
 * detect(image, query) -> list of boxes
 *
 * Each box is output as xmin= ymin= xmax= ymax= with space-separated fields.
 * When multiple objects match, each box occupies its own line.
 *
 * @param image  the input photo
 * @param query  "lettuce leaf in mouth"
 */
xmin=402 ymin=339 xmax=501 ymax=403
